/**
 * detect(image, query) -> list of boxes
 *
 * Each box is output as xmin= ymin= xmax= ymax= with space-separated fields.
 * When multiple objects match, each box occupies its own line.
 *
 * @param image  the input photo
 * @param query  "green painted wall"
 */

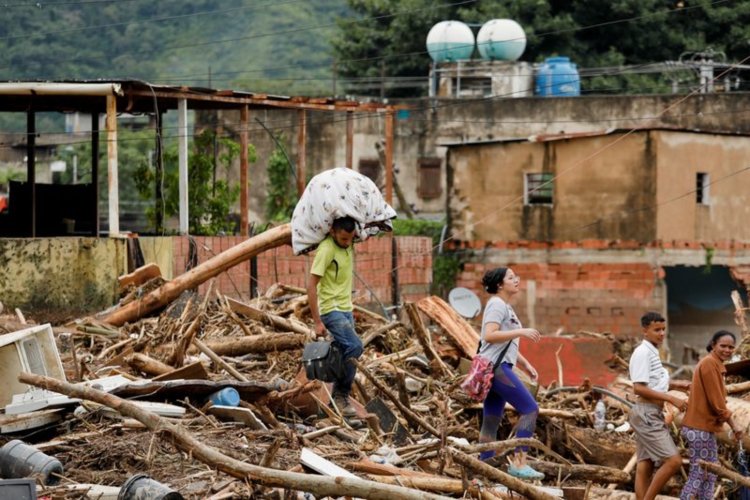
xmin=0 ymin=238 xmax=128 ymax=312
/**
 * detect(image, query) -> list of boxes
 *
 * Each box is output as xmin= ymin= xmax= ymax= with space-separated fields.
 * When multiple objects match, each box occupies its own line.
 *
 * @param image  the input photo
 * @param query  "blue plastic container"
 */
xmin=535 ymin=56 xmax=581 ymax=97
xmin=208 ymin=387 xmax=240 ymax=407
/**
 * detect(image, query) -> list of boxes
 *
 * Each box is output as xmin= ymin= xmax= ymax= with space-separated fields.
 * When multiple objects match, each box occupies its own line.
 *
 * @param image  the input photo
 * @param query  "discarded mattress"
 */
xmin=291 ymin=167 xmax=397 ymax=254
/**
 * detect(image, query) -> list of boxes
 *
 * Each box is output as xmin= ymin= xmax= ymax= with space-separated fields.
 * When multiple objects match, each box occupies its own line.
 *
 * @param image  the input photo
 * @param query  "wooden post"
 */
xmin=91 ymin=113 xmax=100 ymax=237
xmin=240 ymin=105 xmax=249 ymax=236
xmin=346 ymin=111 xmax=353 ymax=168
xmin=178 ymin=98 xmax=189 ymax=234
xmin=26 ymin=108 xmax=35 ymax=237
xmin=106 ymin=94 xmax=119 ymax=236
xmin=296 ymin=109 xmax=307 ymax=195
xmin=384 ymin=108 xmax=394 ymax=204
xmin=154 ymin=111 xmax=164 ymax=233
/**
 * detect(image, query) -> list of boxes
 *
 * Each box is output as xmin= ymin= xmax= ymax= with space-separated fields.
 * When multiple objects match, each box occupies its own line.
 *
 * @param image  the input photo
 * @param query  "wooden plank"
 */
xmin=208 ymin=405 xmax=267 ymax=431
xmin=417 ymin=295 xmax=479 ymax=358
xmin=240 ymin=105 xmax=249 ymax=236
xmin=0 ymin=409 xmax=63 ymax=433
xmin=106 ymin=94 xmax=119 ymax=236
xmin=153 ymin=361 xmax=209 ymax=381
xmin=300 ymin=447 xmax=358 ymax=478
xmin=178 ymin=97 xmax=188 ymax=234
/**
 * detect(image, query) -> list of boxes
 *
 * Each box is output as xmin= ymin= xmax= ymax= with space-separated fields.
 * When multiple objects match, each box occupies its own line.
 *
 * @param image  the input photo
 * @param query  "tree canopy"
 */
xmin=331 ymin=0 xmax=750 ymax=96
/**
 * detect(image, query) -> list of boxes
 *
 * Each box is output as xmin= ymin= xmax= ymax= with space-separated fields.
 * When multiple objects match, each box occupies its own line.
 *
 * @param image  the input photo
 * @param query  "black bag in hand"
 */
xmin=302 ymin=341 xmax=344 ymax=382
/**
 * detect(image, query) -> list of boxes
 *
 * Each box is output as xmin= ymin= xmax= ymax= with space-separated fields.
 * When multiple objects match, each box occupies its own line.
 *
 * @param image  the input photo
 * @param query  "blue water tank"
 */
xmin=535 ymin=57 xmax=581 ymax=97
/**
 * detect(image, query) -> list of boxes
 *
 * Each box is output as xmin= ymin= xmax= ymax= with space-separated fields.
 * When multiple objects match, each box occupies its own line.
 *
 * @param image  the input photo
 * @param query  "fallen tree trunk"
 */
xmin=203 ymin=333 xmax=305 ymax=356
xmin=698 ymin=459 xmax=750 ymax=488
xmin=19 ymin=372 xmax=448 ymax=500
xmin=668 ymin=391 xmax=750 ymax=450
xmin=100 ymin=224 xmax=292 ymax=326
xmin=527 ymin=460 xmax=631 ymax=484
xmin=447 ymin=448 xmax=556 ymax=500
xmin=227 ymin=297 xmax=312 ymax=336
xmin=417 ymin=296 xmax=478 ymax=358
xmin=125 ymin=353 xmax=171 ymax=376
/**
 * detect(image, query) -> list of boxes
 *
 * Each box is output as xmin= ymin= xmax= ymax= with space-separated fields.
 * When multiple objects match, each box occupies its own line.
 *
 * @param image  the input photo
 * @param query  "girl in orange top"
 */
xmin=680 ymin=330 xmax=743 ymax=500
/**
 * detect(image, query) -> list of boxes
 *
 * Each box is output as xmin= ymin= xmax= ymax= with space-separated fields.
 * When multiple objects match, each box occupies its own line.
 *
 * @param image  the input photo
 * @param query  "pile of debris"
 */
xmin=1 ymin=257 xmax=750 ymax=499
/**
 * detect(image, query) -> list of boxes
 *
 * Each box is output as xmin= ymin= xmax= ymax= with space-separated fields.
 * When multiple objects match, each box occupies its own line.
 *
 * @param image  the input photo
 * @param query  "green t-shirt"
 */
xmin=310 ymin=236 xmax=354 ymax=315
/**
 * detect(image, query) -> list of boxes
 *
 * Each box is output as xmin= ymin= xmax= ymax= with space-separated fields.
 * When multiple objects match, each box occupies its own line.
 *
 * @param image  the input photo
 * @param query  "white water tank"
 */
xmin=426 ymin=21 xmax=475 ymax=62
xmin=476 ymin=19 xmax=526 ymax=61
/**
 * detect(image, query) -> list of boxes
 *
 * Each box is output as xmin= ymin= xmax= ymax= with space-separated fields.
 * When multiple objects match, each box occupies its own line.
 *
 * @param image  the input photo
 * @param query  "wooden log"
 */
xmin=125 ymin=353 xmax=172 ymax=376
xmin=459 ymin=438 xmax=571 ymax=466
xmin=227 ymin=297 xmax=312 ymax=336
xmin=447 ymin=448 xmax=556 ymax=500
xmin=348 ymin=459 xmax=437 ymax=478
xmin=568 ymin=487 xmax=678 ymax=500
xmin=668 ymin=390 xmax=750 ymax=449
xmin=368 ymin=474 xmax=482 ymax=495
xmin=562 ymin=426 xmax=636 ymax=469
xmin=699 ymin=459 xmax=750 ymax=488
xmin=405 ymin=303 xmax=451 ymax=376
xmin=100 ymin=224 xmax=292 ymax=326
xmin=416 ymin=296 xmax=479 ymax=358
xmin=170 ymin=281 xmax=213 ymax=367
xmin=527 ymin=460 xmax=631 ymax=484
xmin=193 ymin=338 xmax=248 ymax=382
xmin=362 ymin=321 xmax=402 ymax=348
xmin=204 ymin=333 xmax=305 ymax=356
xmin=118 ymin=263 xmax=162 ymax=293
xmin=726 ymin=380 xmax=750 ymax=394
xmin=19 ymin=372 xmax=449 ymax=500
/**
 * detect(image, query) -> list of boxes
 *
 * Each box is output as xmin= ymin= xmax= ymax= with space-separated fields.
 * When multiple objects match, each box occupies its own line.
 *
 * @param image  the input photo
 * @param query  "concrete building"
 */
xmin=443 ymin=127 xmax=750 ymax=356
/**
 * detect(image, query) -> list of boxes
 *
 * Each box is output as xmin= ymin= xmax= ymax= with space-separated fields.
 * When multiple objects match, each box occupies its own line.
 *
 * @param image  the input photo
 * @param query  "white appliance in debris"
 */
xmin=0 ymin=324 xmax=66 ymax=408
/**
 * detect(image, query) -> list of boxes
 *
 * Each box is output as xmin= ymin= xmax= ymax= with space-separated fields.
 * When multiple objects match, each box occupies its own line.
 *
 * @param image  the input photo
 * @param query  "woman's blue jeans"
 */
xmin=321 ymin=310 xmax=363 ymax=397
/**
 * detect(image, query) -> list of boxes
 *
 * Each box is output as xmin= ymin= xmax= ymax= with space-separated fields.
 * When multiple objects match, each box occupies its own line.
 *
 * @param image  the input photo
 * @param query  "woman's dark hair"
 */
xmin=706 ymin=330 xmax=736 ymax=352
xmin=482 ymin=267 xmax=508 ymax=294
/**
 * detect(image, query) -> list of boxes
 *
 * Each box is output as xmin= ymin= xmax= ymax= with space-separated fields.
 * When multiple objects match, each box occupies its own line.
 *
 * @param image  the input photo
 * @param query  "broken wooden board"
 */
xmin=300 ymin=447 xmax=358 ymax=478
xmin=0 ymin=409 xmax=63 ymax=433
xmin=208 ymin=405 xmax=267 ymax=431
xmin=152 ymin=361 xmax=209 ymax=382
xmin=417 ymin=295 xmax=479 ymax=358
xmin=109 ymin=379 xmax=284 ymax=403
xmin=365 ymin=397 xmax=411 ymax=445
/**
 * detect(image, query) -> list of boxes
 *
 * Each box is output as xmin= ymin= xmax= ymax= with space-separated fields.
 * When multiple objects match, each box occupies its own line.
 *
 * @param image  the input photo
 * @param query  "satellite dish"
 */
xmin=448 ymin=287 xmax=482 ymax=319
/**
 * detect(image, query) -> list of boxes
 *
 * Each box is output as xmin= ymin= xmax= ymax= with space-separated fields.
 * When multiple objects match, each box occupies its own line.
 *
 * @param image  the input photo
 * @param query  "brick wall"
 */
xmin=172 ymin=235 xmax=433 ymax=306
xmin=447 ymin=238 xmax=750 ymax=337
xmin=456 ymin=261 xmax=662 ymax=336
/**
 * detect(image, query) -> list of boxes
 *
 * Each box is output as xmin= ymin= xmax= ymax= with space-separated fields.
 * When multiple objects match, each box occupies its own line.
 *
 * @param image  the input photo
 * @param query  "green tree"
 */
xmin=264 ymin=134 xmax=298 ymax=222
xmin=135 ymin=130 xmax=255 ymax=235
xmin=332 ymin=0 xmax=750 ymax=96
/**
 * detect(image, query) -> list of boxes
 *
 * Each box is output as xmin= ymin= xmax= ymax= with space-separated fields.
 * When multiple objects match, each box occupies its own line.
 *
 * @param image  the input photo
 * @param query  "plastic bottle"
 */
xmin=594 ymin=400 xmax=606 ymax=431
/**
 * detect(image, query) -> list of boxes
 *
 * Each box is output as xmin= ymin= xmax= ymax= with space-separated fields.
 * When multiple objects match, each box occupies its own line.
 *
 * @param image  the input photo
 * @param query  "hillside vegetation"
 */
xmin=0 ymin=0 xmax=347 ymax=95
